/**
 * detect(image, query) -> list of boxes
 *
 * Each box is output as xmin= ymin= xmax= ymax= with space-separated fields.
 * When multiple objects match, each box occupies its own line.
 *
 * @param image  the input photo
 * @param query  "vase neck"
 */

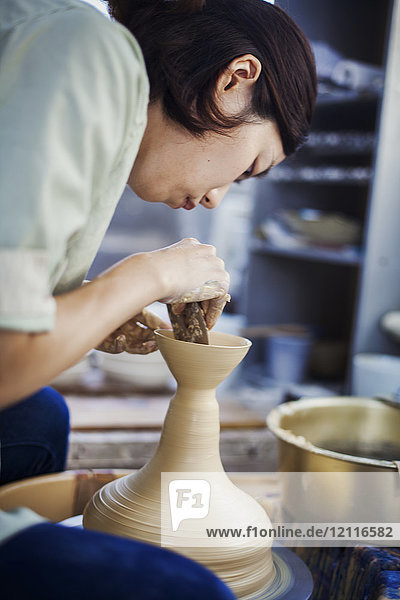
xmin=149 ymin=384 xmax=224 ymax=472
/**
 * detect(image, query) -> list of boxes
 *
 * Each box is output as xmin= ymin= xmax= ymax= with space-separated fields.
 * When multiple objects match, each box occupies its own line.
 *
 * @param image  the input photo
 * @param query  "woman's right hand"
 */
xmin=0 ymin=239 xmax=228 ymax=409
xmin=148 ymin=238 xmax=230 ymax=329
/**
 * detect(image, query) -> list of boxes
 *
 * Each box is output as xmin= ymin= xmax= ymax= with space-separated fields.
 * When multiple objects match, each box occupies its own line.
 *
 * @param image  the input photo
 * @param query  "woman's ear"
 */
xmin=216 ymin=54 xmax=262 ymax=116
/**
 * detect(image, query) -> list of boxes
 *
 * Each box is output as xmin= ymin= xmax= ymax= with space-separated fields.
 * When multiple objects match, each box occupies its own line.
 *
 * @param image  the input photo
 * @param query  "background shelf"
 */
xmin=241 ymin=0 xmax=397 ymax=391
xmin=251 ymin=239 xmax=363 ymax=267
xmin=306 ymin=131 xmax=376 ymax=155
xmin=268 ymin=165 xmax=371 ymax=185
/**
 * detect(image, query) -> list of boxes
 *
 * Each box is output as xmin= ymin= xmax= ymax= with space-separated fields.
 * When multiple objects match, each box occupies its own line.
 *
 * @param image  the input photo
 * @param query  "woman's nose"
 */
xmin=200 ymin=184 xmax=231 ymax=209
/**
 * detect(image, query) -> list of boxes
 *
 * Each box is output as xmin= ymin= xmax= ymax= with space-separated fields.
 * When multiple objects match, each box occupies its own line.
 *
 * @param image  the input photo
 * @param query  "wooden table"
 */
xmin=64 ymin=393 xmax=279 ymax=472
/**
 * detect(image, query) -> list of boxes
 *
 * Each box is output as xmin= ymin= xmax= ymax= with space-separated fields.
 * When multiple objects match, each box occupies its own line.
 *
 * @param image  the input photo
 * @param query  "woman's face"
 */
xmin=128 ymin=101 xmax=285 ymax=211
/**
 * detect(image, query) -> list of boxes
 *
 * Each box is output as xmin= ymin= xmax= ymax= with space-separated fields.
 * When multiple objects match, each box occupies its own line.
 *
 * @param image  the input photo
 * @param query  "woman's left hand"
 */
xmin=96 ymin=308 xmax=170 ymax=354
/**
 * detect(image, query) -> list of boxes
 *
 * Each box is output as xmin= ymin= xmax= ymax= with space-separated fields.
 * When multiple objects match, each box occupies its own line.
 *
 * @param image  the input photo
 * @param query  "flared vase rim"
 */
xmin=155 ymin=329 xmax=252 ymax=350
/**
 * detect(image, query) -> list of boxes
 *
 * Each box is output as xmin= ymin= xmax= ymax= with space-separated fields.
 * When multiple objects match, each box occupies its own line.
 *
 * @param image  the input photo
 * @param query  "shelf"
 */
xmin=242 ymin=363 xmax=344 ymax=397
xmin=305 ymin=131 xmax=375 ymax=155
xmin=251 ymin=238 xmax=363 ymax=266
xmin=244 ymin=0 xmax=396 ymax=386
xmin=316 ymin=83 xmax=381 ymax=106
xmin=268 ymin=165 xmax=371 ymax=185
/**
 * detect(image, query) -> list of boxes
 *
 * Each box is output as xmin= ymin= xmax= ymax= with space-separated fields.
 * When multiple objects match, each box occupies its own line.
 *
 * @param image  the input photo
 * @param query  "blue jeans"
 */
xmin=0 ymin=522 xmax=235 ymax=600
xmin=0 ymin=389 xmax=235 ymax=600
xmin=0 ymin=387 xmax=70 ymax=485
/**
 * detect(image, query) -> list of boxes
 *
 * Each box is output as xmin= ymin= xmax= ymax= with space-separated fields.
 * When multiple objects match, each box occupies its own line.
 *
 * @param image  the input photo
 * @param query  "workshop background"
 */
xmin=43 ymin=0 xmax=400 ymax=473
xmin=1 ymin=2 xmax=400 ymax=599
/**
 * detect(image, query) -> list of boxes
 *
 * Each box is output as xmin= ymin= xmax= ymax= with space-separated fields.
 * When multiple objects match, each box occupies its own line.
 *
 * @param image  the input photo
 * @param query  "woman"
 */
xmin=0 ymin=0 xmax=316 ymax=597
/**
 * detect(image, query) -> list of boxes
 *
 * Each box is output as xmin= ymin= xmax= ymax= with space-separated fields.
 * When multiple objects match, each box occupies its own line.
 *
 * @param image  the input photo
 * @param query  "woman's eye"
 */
xmin=243 ymin=163 xmax=254 ymax=176
xmin=235 ymin=161 xmax=256 ymax=184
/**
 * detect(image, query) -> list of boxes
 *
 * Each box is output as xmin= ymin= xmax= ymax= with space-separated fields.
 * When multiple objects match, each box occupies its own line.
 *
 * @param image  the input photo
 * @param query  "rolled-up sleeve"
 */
xmin=0 ymin=5 xmax=148 ymax=332
xmin=0 ymin=249 xmax=56 ymax=331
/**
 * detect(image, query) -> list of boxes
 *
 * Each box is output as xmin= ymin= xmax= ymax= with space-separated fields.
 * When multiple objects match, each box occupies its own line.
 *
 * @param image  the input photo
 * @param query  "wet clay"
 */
xmin=83 ymin=330 xmax=275 ymax=598
xmin=167 ymin=302 xmax=209 ymax=344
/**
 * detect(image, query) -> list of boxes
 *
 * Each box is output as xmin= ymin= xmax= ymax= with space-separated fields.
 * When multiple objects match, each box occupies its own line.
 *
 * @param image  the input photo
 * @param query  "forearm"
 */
xmin=0 ymin=237 xmax=229 ymax=409
xmin=0 ymin=253 xmax=163 ymax=409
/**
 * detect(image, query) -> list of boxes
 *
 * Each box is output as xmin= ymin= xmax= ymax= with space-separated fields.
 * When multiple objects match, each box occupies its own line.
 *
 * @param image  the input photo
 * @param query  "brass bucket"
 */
xmin=266 ymin=397 xmax=400 ymax=525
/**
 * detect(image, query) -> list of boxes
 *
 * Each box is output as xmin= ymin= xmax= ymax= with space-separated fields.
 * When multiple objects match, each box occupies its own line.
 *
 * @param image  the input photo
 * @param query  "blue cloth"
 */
xmin=0 ymin=387 xmax=70 ymax=485
xmin=0 ymin=522 xmax=236 ymax=600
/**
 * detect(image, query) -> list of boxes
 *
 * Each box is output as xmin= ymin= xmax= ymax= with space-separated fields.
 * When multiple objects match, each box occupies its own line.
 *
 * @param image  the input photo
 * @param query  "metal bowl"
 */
xmin=267 ymin=396 xmax=400 ymax=471
xmin=266 ymin=397 xmax=400 ymax=526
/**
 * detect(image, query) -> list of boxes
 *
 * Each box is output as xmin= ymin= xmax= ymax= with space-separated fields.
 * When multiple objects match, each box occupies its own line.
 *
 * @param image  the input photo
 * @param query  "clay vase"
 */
xmin=83 ymin=330 xmax=275 ymax=599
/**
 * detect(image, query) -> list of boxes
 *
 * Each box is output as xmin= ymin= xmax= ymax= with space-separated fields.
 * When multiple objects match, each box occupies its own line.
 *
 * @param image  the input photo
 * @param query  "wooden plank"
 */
xmin=67 ymin=428 xmax=279 ymax=472
xmin=66 ymin=395 xmax=266 ymax=431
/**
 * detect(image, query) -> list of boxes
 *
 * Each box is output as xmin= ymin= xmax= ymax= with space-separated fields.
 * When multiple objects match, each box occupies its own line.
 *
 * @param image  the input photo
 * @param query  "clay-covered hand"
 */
xmin=96 ymin=308 xmax=170 ymax=354
xmin=168 ymin=291 xmax=230 ymax=330
xmin=154 ymin=238 xmax=230 ymax=329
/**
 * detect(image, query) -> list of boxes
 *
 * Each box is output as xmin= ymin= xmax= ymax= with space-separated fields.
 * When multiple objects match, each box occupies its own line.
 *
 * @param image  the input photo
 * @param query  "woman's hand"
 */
xmin=167 ymin=292 xmax=230 ymax=331
xmin=96 ymin=308 xmax=170 ymax=354
xmin=149 ymin=238 xmax=230 ymax=329
xmin=0 ymin=239 xmax=228 ymax=407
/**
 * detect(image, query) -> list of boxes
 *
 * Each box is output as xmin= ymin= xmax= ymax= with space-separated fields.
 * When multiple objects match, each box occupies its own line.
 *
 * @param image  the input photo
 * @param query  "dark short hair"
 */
xmin=107 ymin=0 xmax=317 ymax=155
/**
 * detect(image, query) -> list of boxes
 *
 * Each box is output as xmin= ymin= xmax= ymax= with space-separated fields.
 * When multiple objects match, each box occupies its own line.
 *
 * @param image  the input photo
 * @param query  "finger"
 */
xmin=168 ymin=271 xmax=230 ymax=304
xmin=168 ymin=302 xmax=186 ymax=316
xmin=136 ymin=308 xmax=171 ymax=330
xmin=125 ymin=340 xmax=158 ymax=355
xmin=119 ymin=320 xmax=152 ymax=340
xmin=124 ymin=325 xmax=156 ymax=349
xmin=201 ymin=299 xmax=210 ymax=316
xmin=119 ymin=319 xmax=142 ymax=336
xmin=168 ymin=286 xmax=225 ymax=305
xmin=203 ymin=294 xmax=230 ymax=329
xmin=96 ymin=333 xmax=126 ymax=354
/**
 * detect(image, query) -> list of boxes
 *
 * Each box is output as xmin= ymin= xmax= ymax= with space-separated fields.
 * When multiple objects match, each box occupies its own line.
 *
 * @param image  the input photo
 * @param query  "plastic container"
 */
xmin=352 ymin=353 xmax=400 ymax=397
xmin=266 ymin=335 xmax=313 ymax=383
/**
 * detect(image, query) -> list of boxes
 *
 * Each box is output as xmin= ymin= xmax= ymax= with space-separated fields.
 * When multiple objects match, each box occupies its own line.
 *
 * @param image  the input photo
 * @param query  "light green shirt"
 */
xmin=0 ymin=0 xmax=149 ymax=544
xmin=0 ymin=0 xmax=149 ymax=332
xmin=0 ymin=507 xmax=47 ymax=544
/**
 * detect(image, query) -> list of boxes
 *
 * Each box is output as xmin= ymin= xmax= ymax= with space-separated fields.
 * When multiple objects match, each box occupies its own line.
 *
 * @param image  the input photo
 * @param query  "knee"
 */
xmin=0 ymin=388 xmax=70 ymax=483
xmin=35 ymin=388 xmax=70 ymax=472
xmin=0 ymin=386 xmax=70 ymax=444
xmin=28 ymin=387 xmax=70 ymax=444
xmin=0 ymin=524 xmax=236 ymax=600
xmin=40 ymin=387 xmax=70 ymax=433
